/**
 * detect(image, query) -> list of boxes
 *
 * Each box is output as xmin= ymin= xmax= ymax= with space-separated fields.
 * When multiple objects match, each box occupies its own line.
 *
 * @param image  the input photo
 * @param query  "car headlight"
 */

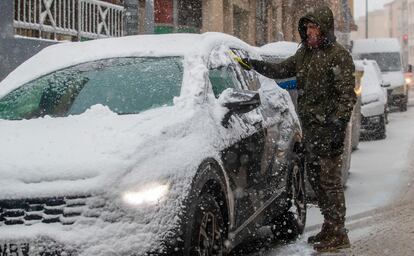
xmin=122 ymin=183 xmax=169 ymax=206
xmin=405 ymin=77 xmax=412 ymax=85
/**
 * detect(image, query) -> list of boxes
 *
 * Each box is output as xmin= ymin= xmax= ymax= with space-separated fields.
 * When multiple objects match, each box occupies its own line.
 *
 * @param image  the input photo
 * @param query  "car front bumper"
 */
xmin=387 ymin=86 xmax=408 ymax=106
xmin=360 ymin=114 xmax=383 ymax=133
xmin=361 ymin=100 xmax=384 ymax=118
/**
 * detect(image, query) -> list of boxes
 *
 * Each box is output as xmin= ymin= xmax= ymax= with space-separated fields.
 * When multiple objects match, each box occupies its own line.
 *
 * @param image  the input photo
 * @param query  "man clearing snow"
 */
xmin=239 ymin=5 xmax=356 ymax=252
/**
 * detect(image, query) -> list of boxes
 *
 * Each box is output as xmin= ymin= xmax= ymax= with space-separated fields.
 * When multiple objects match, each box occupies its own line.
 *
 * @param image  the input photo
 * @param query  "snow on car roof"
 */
xmin=257 ymin=41 xmax=299 ymax=58
xmin=352 ymin=38 xmax=401 ymax=54
xmin=0 ymin=32 xmax=251 ymax=98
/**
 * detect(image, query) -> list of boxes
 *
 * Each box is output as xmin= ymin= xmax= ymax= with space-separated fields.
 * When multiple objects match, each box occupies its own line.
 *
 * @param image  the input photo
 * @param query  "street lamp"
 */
xmin=365 ymin=0 xmax=368 ymax=38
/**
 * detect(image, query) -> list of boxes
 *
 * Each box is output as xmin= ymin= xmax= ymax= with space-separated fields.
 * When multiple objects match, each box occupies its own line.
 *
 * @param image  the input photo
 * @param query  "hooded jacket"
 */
xmin=251 ymin=6 xmax=356 ymax=156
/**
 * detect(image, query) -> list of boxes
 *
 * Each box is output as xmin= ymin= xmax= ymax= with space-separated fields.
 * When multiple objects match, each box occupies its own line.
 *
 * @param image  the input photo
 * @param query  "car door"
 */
xmin=208 ymin=47 xmax=286 ymax=232
xmin=230 ymin=49 xmax=290 ymax=221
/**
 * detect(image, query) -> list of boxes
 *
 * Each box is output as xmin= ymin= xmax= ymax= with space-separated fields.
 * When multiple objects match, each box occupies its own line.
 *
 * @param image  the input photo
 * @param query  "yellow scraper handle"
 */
xmin=229 ymin=51 xmax=252 ymax=70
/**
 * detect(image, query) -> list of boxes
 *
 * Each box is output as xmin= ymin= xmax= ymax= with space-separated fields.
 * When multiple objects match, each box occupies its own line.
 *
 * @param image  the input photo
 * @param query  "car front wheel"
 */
xmin=188 ymin=193 xmax=227 ymax=256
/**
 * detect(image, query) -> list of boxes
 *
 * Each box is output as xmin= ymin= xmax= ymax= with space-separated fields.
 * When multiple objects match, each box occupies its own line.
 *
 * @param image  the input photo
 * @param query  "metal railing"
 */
xmin=14 ymin=0 xmax=124 ymax=40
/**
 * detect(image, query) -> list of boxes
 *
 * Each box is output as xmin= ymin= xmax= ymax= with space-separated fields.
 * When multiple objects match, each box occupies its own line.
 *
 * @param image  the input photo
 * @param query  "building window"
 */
xmin=233 ymin=5 xmax=249 ymax=41
xmin=178 ymin=0 xmax=202 ymax=33
xmin=154 ymin=0 xmax=174 ymax=33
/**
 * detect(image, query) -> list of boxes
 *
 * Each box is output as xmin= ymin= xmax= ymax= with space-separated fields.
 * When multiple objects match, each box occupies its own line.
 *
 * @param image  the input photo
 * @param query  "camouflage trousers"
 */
xmin=306 ymin=152 xmax=346 ymax=227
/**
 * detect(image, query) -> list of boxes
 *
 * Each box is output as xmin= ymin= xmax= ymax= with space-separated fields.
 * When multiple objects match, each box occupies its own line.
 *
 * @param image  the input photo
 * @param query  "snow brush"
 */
xmin=229 ymin=51 xmax=252 ymax=70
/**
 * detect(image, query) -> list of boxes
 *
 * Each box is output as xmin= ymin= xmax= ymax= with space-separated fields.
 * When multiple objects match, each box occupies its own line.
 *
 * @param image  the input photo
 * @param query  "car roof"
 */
xmin=352 ymin=38 xmax=401 ymax=54
xmin=0 ymin=32 xmax=252 ymax=98
xmin=257 ymin=41 xmax=299 ymax=58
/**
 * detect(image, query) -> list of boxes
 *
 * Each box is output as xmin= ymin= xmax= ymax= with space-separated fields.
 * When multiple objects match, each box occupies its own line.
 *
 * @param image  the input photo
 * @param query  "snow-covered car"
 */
xmin=0 ymin=33 xmax=306 ymax=255
xmin=355 ymin=59 xmax=388 ymax=140
xmin=352 ymin=38 xmax=407 ymax=112
xmin=257 ymin=42 xmax=355 ymax=188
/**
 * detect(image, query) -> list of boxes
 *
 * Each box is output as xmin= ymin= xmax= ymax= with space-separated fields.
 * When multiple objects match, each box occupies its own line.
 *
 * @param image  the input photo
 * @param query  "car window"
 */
xmin=358 ymin=52 xmax=402 ymax=72
xmin=0 ymin=57 xmax=183 ymax=120
xmin=230 ymin=48 xmax=261 ymax=91
xmin=208 ymin=66 xmax=240 ymax=98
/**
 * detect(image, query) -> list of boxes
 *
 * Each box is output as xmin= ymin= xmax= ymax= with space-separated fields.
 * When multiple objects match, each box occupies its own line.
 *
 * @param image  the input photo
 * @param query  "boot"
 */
xmin=313 ymin=227 xmax=350 ymax=252
xmin=307 ymin=222 xmax=332 ymax=244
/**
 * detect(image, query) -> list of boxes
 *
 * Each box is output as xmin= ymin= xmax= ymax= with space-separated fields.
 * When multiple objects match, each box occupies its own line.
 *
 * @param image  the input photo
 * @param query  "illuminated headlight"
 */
xmin=122 ymin=183 xmax=169 ymax=206
xmin=406 ymin=77 xmax=412 ymax=84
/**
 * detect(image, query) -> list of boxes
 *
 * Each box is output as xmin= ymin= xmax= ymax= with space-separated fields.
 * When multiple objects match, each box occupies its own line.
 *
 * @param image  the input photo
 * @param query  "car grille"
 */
xmin=0 ymin=195 xmax=102 ymax=226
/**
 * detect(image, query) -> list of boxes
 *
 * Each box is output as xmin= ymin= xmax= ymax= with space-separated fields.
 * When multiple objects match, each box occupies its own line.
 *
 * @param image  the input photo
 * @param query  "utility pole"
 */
xmin=365 ymin=0 xmax=368 ymax=38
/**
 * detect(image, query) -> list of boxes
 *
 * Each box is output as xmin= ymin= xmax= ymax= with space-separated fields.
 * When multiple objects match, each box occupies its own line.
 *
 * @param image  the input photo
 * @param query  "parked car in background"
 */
xmin=0 ymin=33 xmax=306 ymax=255
xmin=355 ymin=59 xmax=388 ymax=140
xmin=257 ymin=42 xmax=358 ymax=193
xmin=258 ymin=41 xmax=299 ymax=109
xmin=352 ymin=38 xmax=408 ymax=112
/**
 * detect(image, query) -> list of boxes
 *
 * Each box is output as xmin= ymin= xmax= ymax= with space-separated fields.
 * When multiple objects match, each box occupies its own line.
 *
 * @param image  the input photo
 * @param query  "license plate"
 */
xmin=0 ymin=243 xmax=29 ymax=256
xmin=0 ymin=242 xmax=73 ymax=256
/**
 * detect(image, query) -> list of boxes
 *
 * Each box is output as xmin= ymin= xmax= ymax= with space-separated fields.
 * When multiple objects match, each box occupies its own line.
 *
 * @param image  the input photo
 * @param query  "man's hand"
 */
xmin=234 ymin=56 xmax=253 ymax=70
xmin=239 ymin=58 xmax=253 ymax=71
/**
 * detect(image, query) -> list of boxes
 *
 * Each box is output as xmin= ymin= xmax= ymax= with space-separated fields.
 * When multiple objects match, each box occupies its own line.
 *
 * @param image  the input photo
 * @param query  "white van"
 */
xmin=352 ymin=38 xmax=408 ymax=111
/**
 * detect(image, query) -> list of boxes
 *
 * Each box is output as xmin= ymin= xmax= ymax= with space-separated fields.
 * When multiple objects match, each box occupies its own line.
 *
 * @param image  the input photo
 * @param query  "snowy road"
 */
xmin=260 ymin=86 xmax=414 ymax=255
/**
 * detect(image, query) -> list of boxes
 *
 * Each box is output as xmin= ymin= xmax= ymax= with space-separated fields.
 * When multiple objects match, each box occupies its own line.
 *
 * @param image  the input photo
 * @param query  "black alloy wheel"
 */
xmin=190 ymin=194 xmax=227 ymax=256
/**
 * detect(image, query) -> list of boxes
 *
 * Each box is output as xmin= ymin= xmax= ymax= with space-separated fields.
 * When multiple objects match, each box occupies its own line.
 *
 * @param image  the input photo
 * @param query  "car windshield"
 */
xmin=0 ymin=57 xmax=183 ymax=120
xmin=359 ymin=52 xmax=402 ymax=72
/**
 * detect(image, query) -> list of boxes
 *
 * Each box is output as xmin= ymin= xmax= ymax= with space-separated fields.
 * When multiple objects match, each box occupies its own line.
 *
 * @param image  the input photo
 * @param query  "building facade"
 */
xmin=0 ymin=0 xmax=356 ymax=81
xmin=351 ymin=9 xmax=389 ymax=39
xmin=146 ymin=0 xmax=355 ymax=47
xmin=408 ymin=0 xmax=414 ymax=65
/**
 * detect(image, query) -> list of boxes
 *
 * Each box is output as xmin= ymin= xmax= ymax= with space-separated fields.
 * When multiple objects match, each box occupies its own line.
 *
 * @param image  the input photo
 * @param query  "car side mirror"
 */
xmin=218 ymin=88 xmax=261 ymax=127
xmin=381 ymin=83 xmax=391 ymax=88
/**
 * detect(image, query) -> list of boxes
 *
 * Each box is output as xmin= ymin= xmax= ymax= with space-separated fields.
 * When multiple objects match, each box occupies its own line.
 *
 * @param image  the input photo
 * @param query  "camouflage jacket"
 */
xmin=251 ymin=6 xmax=356 ymax=156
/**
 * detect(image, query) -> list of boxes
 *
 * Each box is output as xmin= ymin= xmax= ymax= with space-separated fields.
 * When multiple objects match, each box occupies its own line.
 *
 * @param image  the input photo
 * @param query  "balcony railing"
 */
xmin=14 ymin=0 xmax=124 ymax=40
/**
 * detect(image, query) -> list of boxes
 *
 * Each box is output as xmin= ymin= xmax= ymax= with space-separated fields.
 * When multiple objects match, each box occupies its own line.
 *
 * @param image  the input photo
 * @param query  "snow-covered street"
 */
xmin=260 ymin=86 xmax=414 ymax=255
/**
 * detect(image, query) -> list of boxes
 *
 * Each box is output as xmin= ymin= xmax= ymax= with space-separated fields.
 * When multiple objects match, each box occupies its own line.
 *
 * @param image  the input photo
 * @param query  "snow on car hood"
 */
xmin=382 ymin=71 xmax=405 ymax=88
xmin=0 ymin=104 xmax=199 ymax=200
xmin=0 ymin=100 xmax=232 ymax=255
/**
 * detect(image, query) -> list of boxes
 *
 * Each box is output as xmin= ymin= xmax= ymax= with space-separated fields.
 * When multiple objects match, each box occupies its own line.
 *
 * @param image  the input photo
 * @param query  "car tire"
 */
xmin=385 ymin=105 xmax=389 ymax=124
xmin=400 ymin=102 xmax=408 ymax=112
xmin=271 ymin=153 xmax=306 ymax=241
xmin=184 ymin=193 xmax=227 ymax=256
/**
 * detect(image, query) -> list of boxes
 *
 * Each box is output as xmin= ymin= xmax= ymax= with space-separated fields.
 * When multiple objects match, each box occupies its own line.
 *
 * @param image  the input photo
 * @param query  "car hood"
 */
xmin=0 ymin=104 xmax=197 ymax=199
xmin=382 ymin=71 xmax=405 ymax=88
